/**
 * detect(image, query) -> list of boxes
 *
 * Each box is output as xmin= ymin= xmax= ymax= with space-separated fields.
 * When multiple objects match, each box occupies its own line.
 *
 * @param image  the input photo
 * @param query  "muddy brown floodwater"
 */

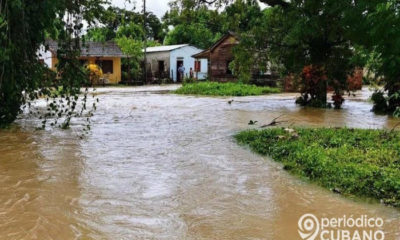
xmin=0 ymin=85 xmax=399 ymax=240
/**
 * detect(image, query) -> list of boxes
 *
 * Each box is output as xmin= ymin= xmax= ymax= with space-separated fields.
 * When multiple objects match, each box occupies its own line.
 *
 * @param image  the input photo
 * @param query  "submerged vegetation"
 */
xmin=174 ymin=82 xmax=280 ymax=96
xmin=235 ymin=128 xmax=400 ymax=207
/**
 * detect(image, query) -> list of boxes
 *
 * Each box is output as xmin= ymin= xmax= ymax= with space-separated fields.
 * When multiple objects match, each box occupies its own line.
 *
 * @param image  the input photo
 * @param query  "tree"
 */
xmin=164 ymin=23 xmax=220 ymax=49
xmin=281 ymin=0 xmax=355 ymax=108
xmin=86 ymin=27 xmax=115 ymax=42
xmin=163 ymin=2 xmax=224 ymax=48
xmin=360 ymin=1 xmax=400 ymax=116
xmin=228 ymin=0 xmax=356 ymax=108
xmin=83 ymin=7 xmax=165 ymax=84
xmin=222 ymin=0 xmax=263 ymax=33
xmin=198 ymin=0 xmax=400 ymax=114
xmin=0 ymin=0 xmax=106 ymax=128
xmin=115 ymin=21 xmax=145 ymax=83
xmin=86 ymin=7 xmax=165 ymax=43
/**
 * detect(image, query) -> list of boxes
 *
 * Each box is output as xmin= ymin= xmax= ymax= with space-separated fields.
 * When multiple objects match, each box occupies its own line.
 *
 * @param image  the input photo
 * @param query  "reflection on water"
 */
xmin=0 ymin=86 xmax=399 ymax=240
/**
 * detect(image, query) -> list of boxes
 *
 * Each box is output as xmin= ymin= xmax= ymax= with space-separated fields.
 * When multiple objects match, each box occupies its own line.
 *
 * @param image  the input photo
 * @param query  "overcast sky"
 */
xmin=111 ymin=0 xmax=267 ymax=19
xmin=111 ymin=0 xmax=170 ymax=18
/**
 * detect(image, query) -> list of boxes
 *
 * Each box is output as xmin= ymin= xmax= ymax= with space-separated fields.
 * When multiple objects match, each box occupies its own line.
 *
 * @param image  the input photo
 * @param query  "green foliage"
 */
xmin=163 ymin=2 xmax=223 ymax=48
xmin=84 ymin=7 xmax=164 ymax=85
xmin=222 ymin=0 xmax=263 ymax=33
xmin=0 ymin=0 xmax=105 ymax=128
xmin=116 ymin=36 xmax=144 ymax=82
xmin=86 ymin=7 xmax=165 ymax=42
xmin=86 ymin=27 xmax=115 ymax=42
xmin=182 ymin=77 xmax=197 ymax=85
xmin=371 ymin=90 xmax=389 ymax=114
xmin=232 ymin=1 xmax=359 ymax=109
xmin=236 ymin=128 xmax=400 ymax=207
xmin=360 ymin=0 xmax=400 ymax=115
xmin=164 ymin=0 xmax=263 ymax=49
xmin=174 ymin=81 xmax=280 ymax=96
xmin=116 ymin=22 xmax=144 ymax=39
xmin=164 ymin=23 xmax=220 ymax=49
xmin=231 ymin=34 xmax=256 ymax=83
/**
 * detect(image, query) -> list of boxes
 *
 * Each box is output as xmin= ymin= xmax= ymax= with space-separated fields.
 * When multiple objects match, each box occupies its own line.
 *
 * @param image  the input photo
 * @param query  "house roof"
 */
xmin=192 ymin=32 xmax=239 ymax=59
xmin=144 ymin=44 xmax=189 ymax=53
xmin=46 ymin=40 xmax=126 ymax=58
xmin=192 ymin=49 xmax=210 ymax=59
xmin=210 ymin=32 xmax=239 ymax=52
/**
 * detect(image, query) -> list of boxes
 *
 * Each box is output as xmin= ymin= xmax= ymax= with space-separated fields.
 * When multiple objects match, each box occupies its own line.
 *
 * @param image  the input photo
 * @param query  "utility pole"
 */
xmin=143 ymin=0 xmax=147 ymax=84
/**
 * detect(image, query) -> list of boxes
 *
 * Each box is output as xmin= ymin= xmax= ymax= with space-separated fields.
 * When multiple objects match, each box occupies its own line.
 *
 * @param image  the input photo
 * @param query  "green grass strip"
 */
xmin=174 ymin=82 xmax=280 ymax=96
xmin=235 ymin=128 xmax=400 ymax=207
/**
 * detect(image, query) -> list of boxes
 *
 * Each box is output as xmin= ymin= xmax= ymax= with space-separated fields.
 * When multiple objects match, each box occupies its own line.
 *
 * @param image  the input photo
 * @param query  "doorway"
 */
xmin=176 ymin=60 xmax=184 ymax=82
xmin=158 ymin=60 xmax=165 ymax=74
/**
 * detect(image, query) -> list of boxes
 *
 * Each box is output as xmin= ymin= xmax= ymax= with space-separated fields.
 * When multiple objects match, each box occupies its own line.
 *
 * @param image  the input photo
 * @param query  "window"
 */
xmin=96 ymin=60 xmax=113 ymax=74
xmin=194 ymin=60 xmax=201 ymax=72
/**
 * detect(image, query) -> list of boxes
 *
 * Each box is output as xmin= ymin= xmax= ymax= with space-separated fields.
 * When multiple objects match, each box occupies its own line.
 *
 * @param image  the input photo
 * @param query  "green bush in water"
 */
xmin=175 ymin=81 xmax=280 ymax=96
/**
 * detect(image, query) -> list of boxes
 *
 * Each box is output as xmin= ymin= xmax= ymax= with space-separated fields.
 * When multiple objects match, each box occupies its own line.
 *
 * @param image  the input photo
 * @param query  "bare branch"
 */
xmin=260 ymin=114 xmax=287 ymax=128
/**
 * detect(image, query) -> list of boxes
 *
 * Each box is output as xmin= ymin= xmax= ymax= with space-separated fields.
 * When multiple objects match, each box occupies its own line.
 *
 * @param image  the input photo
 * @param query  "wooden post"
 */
xmin=143 ymin=0 xmax=147 ymax=85
xmin=128 ymin=56 xmax=131 ymax=84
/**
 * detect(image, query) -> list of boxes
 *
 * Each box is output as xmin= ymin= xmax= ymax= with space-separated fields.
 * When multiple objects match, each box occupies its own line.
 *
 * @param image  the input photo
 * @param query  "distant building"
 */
xmin=144 ymin=44 xmax=208 ymax=82
xmin=41 ymin=40 xmax=125 ymax=84
xmin=192 ymin=32 xmax=239 ymax=82
xmin=193 ymin=32 xmax=279 ymax=86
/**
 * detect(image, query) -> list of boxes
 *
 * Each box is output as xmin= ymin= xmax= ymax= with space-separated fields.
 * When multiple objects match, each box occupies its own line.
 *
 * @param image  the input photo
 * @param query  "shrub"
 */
xmin=296 ymin=65 xmax=330 ymax=108
xmin=371 ymin=90 xmax=389 ymax=113
xmin=175 ymin=81 xmax=280 ymax=96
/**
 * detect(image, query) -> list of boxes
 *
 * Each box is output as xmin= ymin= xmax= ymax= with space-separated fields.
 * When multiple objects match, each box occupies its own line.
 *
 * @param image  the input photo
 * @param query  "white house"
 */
xmin=144 ymin=44 xmax=208 ymax=82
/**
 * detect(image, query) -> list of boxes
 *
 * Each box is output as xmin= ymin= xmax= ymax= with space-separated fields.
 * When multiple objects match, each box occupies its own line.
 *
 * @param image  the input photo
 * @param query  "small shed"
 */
xmin=192 ymin=32 xmax=239 ymax=82
xmin=42 ymin=40 xmax=125 ymax=84
xmin=144 ymin=44 xmax=208 ymax=82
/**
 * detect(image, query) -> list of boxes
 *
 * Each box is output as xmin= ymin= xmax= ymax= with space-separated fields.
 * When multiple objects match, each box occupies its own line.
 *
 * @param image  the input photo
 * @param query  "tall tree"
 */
xmin=85 ymin=7 xmax=165 ymax=43
xmin=163 ymin=1 xmax=224 ymax=48
xmin=222 ymin=0 xmax=263 ymax=33
xmin=0 ymin=0 xmax=106 ymax=128
xmin=358 ymin=0 xmax=400 ymax=116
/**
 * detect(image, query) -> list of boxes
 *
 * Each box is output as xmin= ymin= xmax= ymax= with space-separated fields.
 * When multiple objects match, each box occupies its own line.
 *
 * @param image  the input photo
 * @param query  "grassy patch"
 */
xmin=235 ymin=128 xmax=400 ymax=207
xmin=174 ymin=82 xmax=280 ymax=96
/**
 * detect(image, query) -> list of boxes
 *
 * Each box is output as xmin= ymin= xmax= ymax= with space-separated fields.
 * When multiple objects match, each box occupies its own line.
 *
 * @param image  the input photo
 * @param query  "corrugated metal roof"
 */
xmin=144 ymin=44 xmax=189 ymax=53
xmin=46 ymin=40 xmax=126 ymax=57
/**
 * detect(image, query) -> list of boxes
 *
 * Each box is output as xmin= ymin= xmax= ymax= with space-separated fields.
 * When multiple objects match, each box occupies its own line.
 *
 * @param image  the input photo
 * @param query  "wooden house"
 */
xmin=42 ymin=40 xmax=125 ymax=84
xmin=192 ymin=32 xmax=239 ymax=82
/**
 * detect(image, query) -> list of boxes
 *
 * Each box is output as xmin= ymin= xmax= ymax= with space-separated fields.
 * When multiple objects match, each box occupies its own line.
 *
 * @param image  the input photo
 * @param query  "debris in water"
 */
xmin=248 ymin=120 xmax=258 ymax=125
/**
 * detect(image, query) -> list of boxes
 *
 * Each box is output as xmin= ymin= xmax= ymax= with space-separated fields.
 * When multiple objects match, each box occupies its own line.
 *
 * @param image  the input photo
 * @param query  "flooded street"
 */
xmin=0 ymin=85 xmax=399 ymax=240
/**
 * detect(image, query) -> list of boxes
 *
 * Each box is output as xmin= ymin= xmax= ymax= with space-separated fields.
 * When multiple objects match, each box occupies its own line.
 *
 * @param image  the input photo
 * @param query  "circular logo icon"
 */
xmin=298 ymin=213 xmax=320 ymax=240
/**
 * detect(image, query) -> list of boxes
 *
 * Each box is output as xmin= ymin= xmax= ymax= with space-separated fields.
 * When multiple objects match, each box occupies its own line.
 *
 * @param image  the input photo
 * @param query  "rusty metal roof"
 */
xmin=46 ymin=40 xmax=125 ymax=58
